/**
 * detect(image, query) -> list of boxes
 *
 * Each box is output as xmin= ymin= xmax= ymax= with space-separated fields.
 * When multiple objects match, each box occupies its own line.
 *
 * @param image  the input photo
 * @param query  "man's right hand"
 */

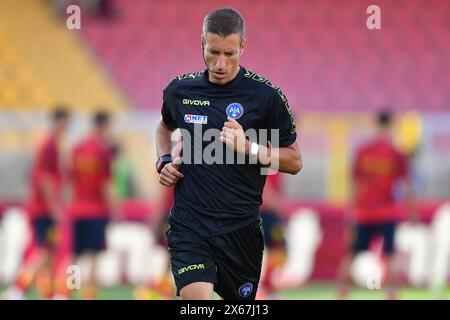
xmin=159 ymin=157 xmax=183 ymax=187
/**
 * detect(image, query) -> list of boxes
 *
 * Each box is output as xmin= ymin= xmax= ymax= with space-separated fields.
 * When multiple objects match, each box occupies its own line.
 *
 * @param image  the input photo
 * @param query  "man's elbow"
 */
xmin=285 ymin=154 xmax=303 ymax=175
xmin=290 ymin=158 xmax=303 ymax=175
xmin=158 ymin=118 xmax=176 ymax=132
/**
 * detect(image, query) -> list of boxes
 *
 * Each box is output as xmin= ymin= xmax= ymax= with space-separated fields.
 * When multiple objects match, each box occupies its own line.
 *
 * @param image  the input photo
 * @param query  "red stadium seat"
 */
xmin=80 ymin=0 xmax=450 ymax=112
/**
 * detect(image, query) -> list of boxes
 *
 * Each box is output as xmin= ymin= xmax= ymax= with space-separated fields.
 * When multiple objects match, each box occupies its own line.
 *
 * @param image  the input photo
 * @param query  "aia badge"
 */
xmin=238 ymin=282 xmax=253 ymax=298
xmin=226 ymin=102 xmax=244 ymax=120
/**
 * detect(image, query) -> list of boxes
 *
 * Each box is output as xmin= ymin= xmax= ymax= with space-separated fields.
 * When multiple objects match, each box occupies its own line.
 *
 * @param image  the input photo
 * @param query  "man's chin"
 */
xmin=211 ymin=75 xmax=230 ymax=85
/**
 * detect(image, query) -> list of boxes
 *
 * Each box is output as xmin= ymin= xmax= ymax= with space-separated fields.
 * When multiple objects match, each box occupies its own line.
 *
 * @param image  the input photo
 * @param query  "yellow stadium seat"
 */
xmin=0 ymin=0 xmax=128 ymax=111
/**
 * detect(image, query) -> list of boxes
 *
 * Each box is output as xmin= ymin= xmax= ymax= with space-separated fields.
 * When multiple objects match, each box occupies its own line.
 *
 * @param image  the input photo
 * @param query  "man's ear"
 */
xmin=201 ymin=34 xmax=205 ymax=49
xmin=240 ymin=38 xmax=246 ymax=55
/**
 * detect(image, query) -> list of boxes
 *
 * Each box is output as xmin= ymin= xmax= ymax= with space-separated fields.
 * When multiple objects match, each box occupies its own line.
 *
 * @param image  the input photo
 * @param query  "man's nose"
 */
xmin=215 ymin=54 xmax=226 ymax=69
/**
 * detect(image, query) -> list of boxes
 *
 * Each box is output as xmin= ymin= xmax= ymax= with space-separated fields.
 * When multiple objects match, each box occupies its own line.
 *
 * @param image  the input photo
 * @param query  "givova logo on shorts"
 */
xmin=178 ymin=263 xmax=205 ymax=275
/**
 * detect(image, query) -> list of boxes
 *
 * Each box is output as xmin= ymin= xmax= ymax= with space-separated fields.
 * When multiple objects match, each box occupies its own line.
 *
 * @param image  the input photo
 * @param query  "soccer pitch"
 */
xmin=4 ymin=282 xmax=448 ymax=300
xmin=277 ymin=282 xmax=450 ymax=300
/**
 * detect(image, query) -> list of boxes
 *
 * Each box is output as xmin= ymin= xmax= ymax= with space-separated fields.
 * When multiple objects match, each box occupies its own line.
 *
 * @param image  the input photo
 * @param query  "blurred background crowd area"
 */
xmin=0 ymin=0 xmax=449 ymax=296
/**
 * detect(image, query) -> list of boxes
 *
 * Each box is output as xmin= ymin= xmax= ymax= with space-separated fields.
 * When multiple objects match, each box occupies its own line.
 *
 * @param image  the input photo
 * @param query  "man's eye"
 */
xmin=209 ymin=51 xmax=220 ymax=55
xmin=225 ymin=52 xmax=235 ymax=57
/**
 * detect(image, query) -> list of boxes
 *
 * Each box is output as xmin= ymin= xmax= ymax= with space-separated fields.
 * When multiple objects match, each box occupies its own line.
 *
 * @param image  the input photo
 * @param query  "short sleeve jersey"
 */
xmin=161 ymin=67 xmax=297 ymax=235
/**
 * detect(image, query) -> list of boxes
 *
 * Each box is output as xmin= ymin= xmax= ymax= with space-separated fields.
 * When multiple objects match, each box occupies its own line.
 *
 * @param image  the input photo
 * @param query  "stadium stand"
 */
xmin=0 ymin=0 xmax=128 ymax=110
xmin=80 ymin=0 xmax=450 ymax=111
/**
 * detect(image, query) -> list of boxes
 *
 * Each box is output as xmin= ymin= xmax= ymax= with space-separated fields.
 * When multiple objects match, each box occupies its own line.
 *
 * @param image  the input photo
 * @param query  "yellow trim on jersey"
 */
xmin=244 ymin=70 xmax=296 ymax=134
xmin=174 ymin=71 xmax=203 ymax=81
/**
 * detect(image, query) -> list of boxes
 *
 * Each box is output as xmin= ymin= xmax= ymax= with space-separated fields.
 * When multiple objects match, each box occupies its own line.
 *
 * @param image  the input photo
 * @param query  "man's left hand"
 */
xmin=220 ymin=117 xmax=249 ymax=155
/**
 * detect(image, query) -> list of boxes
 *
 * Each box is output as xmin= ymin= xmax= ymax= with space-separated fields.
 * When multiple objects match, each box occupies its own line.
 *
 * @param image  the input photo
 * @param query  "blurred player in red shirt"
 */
xmin=336 ymin=110 xmax=417 ymax=300
xmin=4 ymin=108 xmax=70 ymax=300
xmin=68 ymin=111 xmax=117 ymax=299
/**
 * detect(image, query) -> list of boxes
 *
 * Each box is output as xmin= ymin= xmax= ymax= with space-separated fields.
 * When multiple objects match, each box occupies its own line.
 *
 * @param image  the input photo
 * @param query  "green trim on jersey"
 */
xmin=243 ymin=69 xmax=296 ymax=134
xmin=174 ymin=71 xmax=203 ymax=81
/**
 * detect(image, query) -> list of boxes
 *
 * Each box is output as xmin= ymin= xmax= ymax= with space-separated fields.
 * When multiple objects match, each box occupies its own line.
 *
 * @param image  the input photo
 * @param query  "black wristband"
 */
xmin=156 ymin=154 xmax=173 ymax=174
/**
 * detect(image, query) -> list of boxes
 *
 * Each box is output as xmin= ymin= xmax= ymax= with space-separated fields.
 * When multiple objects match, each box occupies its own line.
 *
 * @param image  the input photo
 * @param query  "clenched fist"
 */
xmin=159 ymin=156 xmax=184 ymax=187
xmin=220 ymin=117 xmax=249 ymax=155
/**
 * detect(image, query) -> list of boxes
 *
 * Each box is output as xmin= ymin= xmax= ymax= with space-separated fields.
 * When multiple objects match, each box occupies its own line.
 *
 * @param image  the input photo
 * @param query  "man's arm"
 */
xmin=156 ymin=117 xmax=175 ymax=158
xmin=156 ymin=118 xmax=184 ymax=186
xmin=256 ymin=139 xmax=302 ymax=175
xmin=41 ymin=175 xmax=62 ymax=222
xmin=398 ymin=153 xmax=418 ymax=223
xmin=403 ymin=178 xmax=418 ymax=222
xmin=220 ymin=117 xmax=302 ymax=175
xmin=103 ymin=183 xmax=120 ymax=222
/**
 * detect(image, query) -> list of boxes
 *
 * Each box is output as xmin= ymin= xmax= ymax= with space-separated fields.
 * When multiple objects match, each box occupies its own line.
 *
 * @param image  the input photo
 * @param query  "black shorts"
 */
xmin=352 ymin=222 xmax=397 ymax=255
xmin=32 ymin=216 xmax=56 ymax=248
xmin=167 ymin=219 xmax=264 ymax=300
xmin=73 ymin=217 xmax=108 ymax=255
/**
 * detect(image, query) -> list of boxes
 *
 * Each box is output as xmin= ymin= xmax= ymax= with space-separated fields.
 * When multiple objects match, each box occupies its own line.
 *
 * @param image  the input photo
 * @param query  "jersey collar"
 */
xmin=203 ymin=66 xmax=245 ymax=88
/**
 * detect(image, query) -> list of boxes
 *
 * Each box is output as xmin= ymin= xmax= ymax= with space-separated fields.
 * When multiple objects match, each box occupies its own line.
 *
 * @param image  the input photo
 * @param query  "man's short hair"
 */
xmin=93 ymin=110 xmax=110 ymax=127
xmin=203 ymin=8 xmax=245 ymax=41
xmin=51 ymin=106 xmax=69 ymax=123
xmin=377 ymin=109 xmax=393 ymax=127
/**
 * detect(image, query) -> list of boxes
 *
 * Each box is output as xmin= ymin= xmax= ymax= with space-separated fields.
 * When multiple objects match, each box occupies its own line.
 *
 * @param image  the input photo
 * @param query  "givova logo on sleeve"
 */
xmin=184 ymin=114 xmax=208 ymax=124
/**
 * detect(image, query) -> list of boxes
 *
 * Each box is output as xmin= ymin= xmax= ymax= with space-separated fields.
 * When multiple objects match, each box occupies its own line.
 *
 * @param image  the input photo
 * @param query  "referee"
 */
xmin=155 ymin=8 xmax=302 ymax=300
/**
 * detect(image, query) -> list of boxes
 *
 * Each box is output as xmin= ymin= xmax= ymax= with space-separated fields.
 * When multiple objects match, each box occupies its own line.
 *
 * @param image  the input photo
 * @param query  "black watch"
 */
xmin=156 ymin=154 xmax=173 ymax=174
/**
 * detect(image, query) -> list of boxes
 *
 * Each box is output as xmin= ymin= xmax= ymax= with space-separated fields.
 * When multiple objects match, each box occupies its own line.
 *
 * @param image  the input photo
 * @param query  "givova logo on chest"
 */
xmin=183 ymin=99 xmax=210 ymax=106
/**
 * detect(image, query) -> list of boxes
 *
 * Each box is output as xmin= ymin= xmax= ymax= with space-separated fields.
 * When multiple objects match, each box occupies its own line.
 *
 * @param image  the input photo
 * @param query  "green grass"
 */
xmin=277 ymin=282 xmax=450 ymax=300
xmin=3 ymin=282 xmax=449 ymax=300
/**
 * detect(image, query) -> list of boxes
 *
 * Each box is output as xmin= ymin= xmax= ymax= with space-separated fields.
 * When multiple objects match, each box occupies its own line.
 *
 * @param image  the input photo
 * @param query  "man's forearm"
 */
xmin=156 ymin=119 xmax=174 ymax=157
xmin=404 ymin=180 xmax=418 ymax=221
xmin=276 ymin=147 xmax=303 ymax=174
xmin=103 ymin=183 xmax=120 ymax=221
xmin=257 ymin=142 xmax=302 ymax=175
xmin=41 ymin=176 xmax=59 ymax=214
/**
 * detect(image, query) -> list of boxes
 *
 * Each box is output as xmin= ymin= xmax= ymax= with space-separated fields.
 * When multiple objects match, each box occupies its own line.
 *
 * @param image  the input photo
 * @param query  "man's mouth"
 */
xmin=213 ymin=71 xmax=226 ymax=79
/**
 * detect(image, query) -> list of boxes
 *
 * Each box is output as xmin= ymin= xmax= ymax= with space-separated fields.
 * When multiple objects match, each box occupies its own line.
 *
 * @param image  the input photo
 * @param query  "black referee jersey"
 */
xmin=161 ymin=66 xmax=297 ymax=236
